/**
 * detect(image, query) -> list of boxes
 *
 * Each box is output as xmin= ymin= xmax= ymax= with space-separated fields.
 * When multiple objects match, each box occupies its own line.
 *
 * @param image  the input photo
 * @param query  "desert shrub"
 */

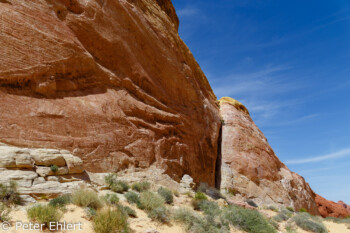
xmin=326 ymin=216 xmax=350 ymax=224
xmin=103 ymin=193 xmax=119 ymax=206
xmin=0 ymin=203 xmax=11 ymax=222
xmin=104 ymin=173 xmax=129 ymax=193
xmin=71 ymin=188 xmax=103 ymax=209
xmin=285 ymin=222 xmax=298 ymax=233
xmin=124 ymin=192 xmax=140 ymax=205
xmin=222 ymin=205 xmax=277 ymax=233
xmin=245 ymin=199 xmax=258 ymax=208
xmin=197 ymin=200 xmax=221 ymax=216
xmin=0 ymin=181 xmax=21 ymax=205
xmin=49 ymin=194 xmax=71 ymax=208
xmin=273 ymin=208 xmax=293 ymax=222
xmin=191 ymin=199 xmax=201 ymax=210
xmin=50 ymin=165 xmax=59 ymax=173
xmin=206 ymin=187 xmax=224 ymax=200
xmin=173 ymin=190 xmax=180 ymax=197
xmin=194 ymin=191 xmax=207 ymax=201
xmin=157 ymin=187 xmax=173 ymax=204
xmin=286 ymin=206 xmax=295 ymax=212
xmin=27 ymin=204 xmax=62 ymax=227
xmin=85 ymin=207 xmax=97 ymax=220
xmin=299 ymin=207 xmax=307 ymax=212
xmin=118 ymin=205 xmax=137 ymax=218
xmin=268 ymin=205 xmax=279 ymax=212
xmin=111 ymin=181 xmax=129 ymax=193
xmin=269 ymin=219 xmax=279 ymax=230
xmin=139 ymin=191 xmax=165 ymax=211
xmin=292 ymin=213 xmax=327 ymax=233
xmin=185 ymin=191 xmax=193 ymax=198
xmin=173 ymin=208 xmax=229 ymax=233
xmin=147 ymin=206 xmax=170 ymax=223
xmin=93 ymin=208 xmax=129 ymax=233
xmin=131 ymin=181 xmax=151 ymax=192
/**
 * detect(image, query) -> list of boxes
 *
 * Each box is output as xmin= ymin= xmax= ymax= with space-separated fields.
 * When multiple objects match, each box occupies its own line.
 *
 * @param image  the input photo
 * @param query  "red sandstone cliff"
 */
xmin=0 ymin=0 xmax=220 ymax=185
xmin=315 ymin=195 xmax=350 ymax=218
xmin=219 ymin=97 xmax=319 ymax=215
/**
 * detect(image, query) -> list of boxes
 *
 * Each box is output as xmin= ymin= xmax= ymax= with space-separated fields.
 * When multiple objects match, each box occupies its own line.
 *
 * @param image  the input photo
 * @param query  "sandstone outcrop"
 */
xmin=219 ymin=97 xmax=319 ymax=215
xmin=0 ymin=143 xmax=86 ymax=199
xmin=0 ymin=0 xmax=220 ymax=185
xmin=315 ymin=195 xmax=350 ymax=218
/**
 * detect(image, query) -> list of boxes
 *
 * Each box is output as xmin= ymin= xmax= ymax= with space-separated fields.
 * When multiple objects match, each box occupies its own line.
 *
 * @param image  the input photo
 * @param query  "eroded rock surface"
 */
xmin=315 ymin=195 xmax=350 ymax=218
xmin=0 ymin=143 xmax=85 ymax=199
xmin=219 ymin=97 xmax=319 ymax=215
xmin=0 ymin=0 xmax=220 ymax=185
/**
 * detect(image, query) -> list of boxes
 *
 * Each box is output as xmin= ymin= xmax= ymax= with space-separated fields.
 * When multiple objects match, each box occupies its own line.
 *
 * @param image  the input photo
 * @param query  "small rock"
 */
xmin=47 ymin=176 xmax=60 ymax=182
xmin=36 ymin=166 xmax=69 ymax=177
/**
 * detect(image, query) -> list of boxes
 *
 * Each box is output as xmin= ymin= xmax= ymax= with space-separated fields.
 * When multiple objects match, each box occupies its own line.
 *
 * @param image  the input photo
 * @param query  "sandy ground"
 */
xmin=1 ymin=199 xmax=349 ymax=233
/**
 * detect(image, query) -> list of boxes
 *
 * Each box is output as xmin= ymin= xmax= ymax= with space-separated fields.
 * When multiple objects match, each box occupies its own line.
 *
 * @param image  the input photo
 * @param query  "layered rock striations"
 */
xmin=219 ymin=97 xmax=319 ymax=215
xmin=0 ymin=0 xmax=220 ymax=185
xmin=315 ymin=195 xmax=350 ymax=218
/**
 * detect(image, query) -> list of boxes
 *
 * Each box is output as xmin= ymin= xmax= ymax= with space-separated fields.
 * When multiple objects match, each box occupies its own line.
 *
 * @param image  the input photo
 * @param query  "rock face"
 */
xmin=0 ymin=0 xmax=220 ymax=185
xmin=315 ymin=195 xmax=350 ymax=218
xmin=0 ymin=143 xmax=86 ymax=199
xmin=219 ymin=97 xmax=319 ymax=215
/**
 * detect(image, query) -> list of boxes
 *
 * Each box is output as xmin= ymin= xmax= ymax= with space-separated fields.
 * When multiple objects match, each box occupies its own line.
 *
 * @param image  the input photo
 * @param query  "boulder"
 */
xmin=62 ymin=154 xmax=84 ymax=174
xmin=30 ymin=149 xmax=66 ymax=167
xmin=0 ymin=0 xmax=220 ymax=185
xmin=16 ymin=154 xmax=35 ymax=168
xmin=219 ymin=97 xmax=319 ymax=215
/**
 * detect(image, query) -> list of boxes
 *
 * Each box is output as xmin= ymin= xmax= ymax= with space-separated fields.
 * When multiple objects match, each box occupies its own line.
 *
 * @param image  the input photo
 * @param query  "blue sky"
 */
xmin=172 ymin=0 xmax=350 ymax=203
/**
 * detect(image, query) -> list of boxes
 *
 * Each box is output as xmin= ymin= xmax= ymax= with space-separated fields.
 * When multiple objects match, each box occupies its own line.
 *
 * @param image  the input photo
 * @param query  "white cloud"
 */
xmin=286 ymin=148 xmax=350 ymax=165
xmin=177 ymin=7 xmax=199 ymax=17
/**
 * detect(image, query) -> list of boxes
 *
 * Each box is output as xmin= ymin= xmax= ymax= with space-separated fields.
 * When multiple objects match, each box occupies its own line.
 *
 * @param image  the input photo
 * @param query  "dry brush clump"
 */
xmin=71 ymin=188 xmax=103 ymax=210
xmin=27 ymin=204 xmax=63 ymax=228
xmin=292 ymin=212 xmax=327 ymax=233
xmin=93 ymin=208 xmax=130 ymax=233
xmin=132 ymin=181 xmax=151 ymax=192
xmin=105 ymin=173 xmax=129 ymax=193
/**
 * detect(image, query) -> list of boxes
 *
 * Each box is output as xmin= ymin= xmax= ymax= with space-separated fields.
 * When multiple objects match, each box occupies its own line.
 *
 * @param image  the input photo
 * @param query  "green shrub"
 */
xmin=299 ymin=208 xmax=307 ymax=213
xmin=93 ymin=208 xmax=129 ymax=233
xmin=71 ymin=188 xmax=103 ymax=209
xmin=132 ymin=181 xmax=151 ymax=192
xmin=285 ymin=222 xmax=298 ymax=233
xmin=124 ymin=192 xmax=140 ymax=205
xmin=173 ymin=208 xmax=229 ymax=233
xmin=103 ymin=193 xmax=119 ymax=206
xmin=268 ymin=206 xmax=279 ymax=212
xmin=148 ymin=206 xmax=170 ymax=223
xmin=27 ymin=204 xmax=62 ymax=227
xmin=222 ymin=205 xmax=277 ymax=233
xmin=173 ymin=190 xmax=180 ymax=197
xmin=49 ymin=194 xmax=71 ymax=208
xmin=273 ymin=209 xmax=293 ymax=222
xmin=194 ymin=191 xmax=207 ymax=201
xmin=245 ymin=199 xmax=258 ymax=208
xmin=85 ymin=207 xmax=97 ymax=220
xmin=0 ymin=203 xmax=11 ymax=222
xmin=292 ymin=213 xmax=327 ymax=233
xmin=197 ymin=200 xmax=221 ymax=216
xmin=118 ymin=205 xmax=137 ymax=218
xmin=139 ymin=191 xmax=165 ymax=211
xmin=157 ymin=187 xmax=173 ymax=204
xmin=104 ymin=174 xmax=129 ymax=193
xmin=50 ymin=165 xmax=59 ymax=173
xmin=191 ymin=199 xmax=201 ymax=210
xmin=286 ymin=206 xmax=295 ymax=212
xmin=0 ymin=181 xmax=21 ymax=205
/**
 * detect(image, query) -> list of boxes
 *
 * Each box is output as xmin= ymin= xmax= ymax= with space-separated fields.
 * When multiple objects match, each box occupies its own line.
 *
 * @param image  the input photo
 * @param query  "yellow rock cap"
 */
xmin=219 ymin=97 xmax=250 ymax=115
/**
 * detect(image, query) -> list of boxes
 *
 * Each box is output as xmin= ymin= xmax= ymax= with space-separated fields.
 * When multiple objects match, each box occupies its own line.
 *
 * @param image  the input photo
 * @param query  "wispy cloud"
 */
xmin=177 ymin=7 xmax=199 ymax=17
xmin=286 ymin=148 xmax=350 ymax=165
